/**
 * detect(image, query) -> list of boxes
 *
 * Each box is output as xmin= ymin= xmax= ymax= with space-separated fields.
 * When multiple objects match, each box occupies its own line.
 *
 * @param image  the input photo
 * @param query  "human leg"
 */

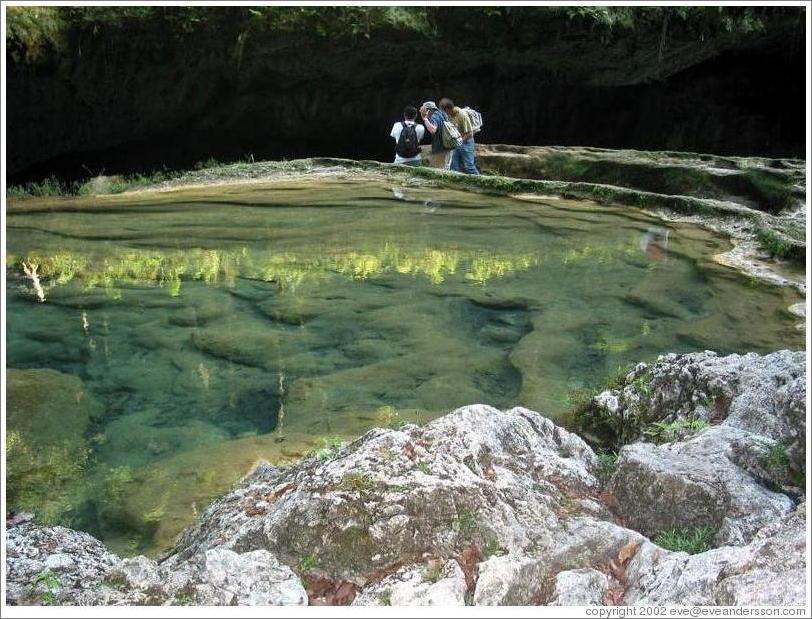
xmin=450 ymin=147 xmax=463 ymax=172
xmin=460 ymin=141 xmax=480 ymax=175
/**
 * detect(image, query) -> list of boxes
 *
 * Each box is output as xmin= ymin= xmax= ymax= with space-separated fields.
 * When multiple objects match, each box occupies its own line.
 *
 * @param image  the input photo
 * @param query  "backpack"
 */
xmin=440 ymin=120 xmax=463 ymax=149
xmin=396 ymin=122 xmax=421 ymax=158
xmin=462 ymin=107 xmax=483 ymax=134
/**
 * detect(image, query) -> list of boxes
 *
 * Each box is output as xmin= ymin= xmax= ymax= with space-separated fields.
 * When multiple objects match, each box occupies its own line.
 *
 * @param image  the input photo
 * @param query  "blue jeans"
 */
xmin=450 ymin=140 xmax=479 ymax=175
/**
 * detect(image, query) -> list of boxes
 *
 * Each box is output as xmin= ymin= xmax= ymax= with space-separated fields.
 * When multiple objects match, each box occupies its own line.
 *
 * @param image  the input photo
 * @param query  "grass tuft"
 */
xmin=654 ymin=526 xmax=714 ymax=554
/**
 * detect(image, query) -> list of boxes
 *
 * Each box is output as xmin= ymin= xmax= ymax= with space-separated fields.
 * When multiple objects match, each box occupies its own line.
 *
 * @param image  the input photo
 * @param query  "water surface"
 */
xmin=5 ymin=179 xmax=804 ymax=554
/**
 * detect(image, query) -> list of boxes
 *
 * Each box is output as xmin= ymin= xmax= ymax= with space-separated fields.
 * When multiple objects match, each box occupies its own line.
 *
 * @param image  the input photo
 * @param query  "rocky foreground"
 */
xmin=6 ymin=350 xmax=806 ymax=606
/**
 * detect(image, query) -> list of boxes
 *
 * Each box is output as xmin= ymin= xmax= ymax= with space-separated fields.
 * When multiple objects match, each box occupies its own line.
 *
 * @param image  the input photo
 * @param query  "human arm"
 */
xmin=422 ymin=110 xmax=438 ymax=134
xmin=459 ymin=112 xmax=474 ymax=142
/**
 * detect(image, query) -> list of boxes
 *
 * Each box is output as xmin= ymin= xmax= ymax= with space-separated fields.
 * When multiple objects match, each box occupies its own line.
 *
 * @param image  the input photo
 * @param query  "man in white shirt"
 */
xmin=390 ymin=106 xmax=425 ymax=166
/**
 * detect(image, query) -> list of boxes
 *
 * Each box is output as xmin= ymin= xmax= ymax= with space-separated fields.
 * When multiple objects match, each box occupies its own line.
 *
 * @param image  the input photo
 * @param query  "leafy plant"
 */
xmin=416 ymin=461 xmax=431 ymax=475
xmin=596 ymin=451 xmax=618 ymax=482
xmin=654 ymin=526 xmax=714 ymax=554
xmin=643 ymin=418 xmax=708 ymax=444
xmin=312 ymin=436 xmax=345 ymax=461
xmin=755 ymin=228 xmax=798 ymax=261
xmin=298 ymin=553 xmax=317 ymax=572
xmin=31 ymin=570 xmax=61 ymax=605
xmin=376 ymin=405 xmax=399 ymax=427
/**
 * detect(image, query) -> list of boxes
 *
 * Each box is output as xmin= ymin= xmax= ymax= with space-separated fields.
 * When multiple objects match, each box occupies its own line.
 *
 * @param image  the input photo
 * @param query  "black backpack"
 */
xmin=395 ymin=122 xmax=421 ymax=158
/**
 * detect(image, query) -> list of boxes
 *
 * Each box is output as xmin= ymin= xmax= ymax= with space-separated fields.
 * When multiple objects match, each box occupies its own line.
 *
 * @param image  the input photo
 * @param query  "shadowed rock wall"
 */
xmin=6 ymin=7 xmax=806 ymax=182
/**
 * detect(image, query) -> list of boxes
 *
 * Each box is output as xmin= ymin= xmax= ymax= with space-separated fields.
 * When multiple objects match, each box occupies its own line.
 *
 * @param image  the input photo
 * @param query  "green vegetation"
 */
xmin=452 ymin=509 xmax=478 ymax=536
xmin=763 ymin=442 xmax=791 ymax=471
xmin=744 ymin=168 xmax=796 ymax=214
xmin=755 ymin=228 xmax=803 ymax=261
xmin=339 ymin=472 xmax=376 ymax=493
xmin=7 ymin=6 xmax=436 ymax=64
xmin=7 ymin=6 xmax=789 ymax=67
xmin=654 ymin=526 xmax=714 ymax=554
xmin=596 ymin=451 xmax=619 ymax=482
xmin=31 ymin=570 xmax=61 ymax=605
xmin=6 ymin=176 xmax=78 ymax=198
xmin=483 ymin=537 xmax=502 ymax=558
xmin=571 ymin=364 xmax=651 ymax=448
xmin=298 ymin=553 xmax=317 ymax=572
xmin=416 ymin=462 xmax=431 ymax=475
xmin=563 ymin=6 xmax=768 ymax=38
xmin=375 ymin=405 xmax=400 ymax=427
xmin=312 ymin=436 xmax=345 ymax=462
xmin=643 ymin=418 xmax=708 ymax=444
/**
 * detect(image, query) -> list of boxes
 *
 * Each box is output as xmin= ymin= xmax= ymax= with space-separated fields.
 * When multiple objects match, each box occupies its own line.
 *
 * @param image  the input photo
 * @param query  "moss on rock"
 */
xmin=6 ymin=368 xmax=103 ymax=523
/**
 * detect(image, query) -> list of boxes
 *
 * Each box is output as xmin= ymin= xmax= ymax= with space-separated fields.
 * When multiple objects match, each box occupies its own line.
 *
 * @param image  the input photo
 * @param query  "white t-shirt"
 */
xmin=390 ymin=120 xmax=425 ymax=164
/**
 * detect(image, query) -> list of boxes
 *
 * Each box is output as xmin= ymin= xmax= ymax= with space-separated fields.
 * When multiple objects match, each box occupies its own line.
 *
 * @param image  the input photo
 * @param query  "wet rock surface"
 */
xmin=477 ymin=144 xmax=806 ymax=287
xmin=5 ymin=351 xmax=806 ymax=606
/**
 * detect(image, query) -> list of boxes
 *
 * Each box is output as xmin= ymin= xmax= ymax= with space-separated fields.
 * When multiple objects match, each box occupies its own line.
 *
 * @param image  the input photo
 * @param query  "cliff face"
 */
xmin=6 ymin=6 xmax=806 ymax=181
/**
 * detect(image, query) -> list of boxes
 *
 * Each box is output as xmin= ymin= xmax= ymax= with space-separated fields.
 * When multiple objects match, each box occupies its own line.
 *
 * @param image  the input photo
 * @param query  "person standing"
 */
xmin=439 ymin=97 xmax=480 ymax=175
xmin=390 ymin=106 xmax=425 ymax=166
xmin=419 ymin=101 xmax=452 ymax=169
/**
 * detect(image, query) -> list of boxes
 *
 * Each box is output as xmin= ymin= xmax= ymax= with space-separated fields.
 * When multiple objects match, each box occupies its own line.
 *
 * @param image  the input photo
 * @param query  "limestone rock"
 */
xmin=170 ymin=404 xmax=605 ymax=581
xmin=549 ymin=568 xmax=611 ymax=605
xmin=352 ymin=560 xmax=467 ymax=606
xmin=5 ymin=376 xmax=806 ymax=607
xmin=5 ymin=524 xmax=118 ymax=605
xmin=612 ymin=427 xmax=794 ymax=545
xmin=624 ymin=503 xmax=806 ymax=606
xmin=5 ymin=524 xmax=306 ymax=606
xmin=592 ymin=350 xmax=804 ymax=545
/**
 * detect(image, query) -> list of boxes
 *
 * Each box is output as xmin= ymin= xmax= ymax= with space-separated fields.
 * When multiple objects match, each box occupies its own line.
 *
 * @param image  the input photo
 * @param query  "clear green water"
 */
xmin=5 ymin=179 xmax=804 ymax=554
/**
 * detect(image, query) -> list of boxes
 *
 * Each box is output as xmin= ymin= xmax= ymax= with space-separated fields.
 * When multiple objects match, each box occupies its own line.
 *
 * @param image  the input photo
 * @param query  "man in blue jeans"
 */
xmin=439 ymin=97 xmax=479 ymax=175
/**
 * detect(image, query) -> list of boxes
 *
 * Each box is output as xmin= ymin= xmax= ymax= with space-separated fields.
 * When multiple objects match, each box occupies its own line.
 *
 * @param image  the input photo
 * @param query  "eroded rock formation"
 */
xmin=5 ymin=350 xmax=806 ymax=606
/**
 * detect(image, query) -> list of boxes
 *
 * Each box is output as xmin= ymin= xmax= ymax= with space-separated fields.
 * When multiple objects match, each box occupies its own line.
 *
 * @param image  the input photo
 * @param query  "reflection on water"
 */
xmin=9 ymin=242 xmax=539 ymax=296
xmin=5 ymin=180 xmax=804 ymax=555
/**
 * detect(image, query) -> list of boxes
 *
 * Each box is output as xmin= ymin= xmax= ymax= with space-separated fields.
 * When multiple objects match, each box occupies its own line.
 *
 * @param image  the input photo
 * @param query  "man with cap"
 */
xmin=419 ymin=101 xmax=452 ymax=169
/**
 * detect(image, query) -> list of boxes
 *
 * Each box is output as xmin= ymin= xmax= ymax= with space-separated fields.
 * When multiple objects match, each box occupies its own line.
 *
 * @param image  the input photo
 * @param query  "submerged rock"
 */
xmin=5 ymin=352 xmax=806 ymax=606
xmin=6 ymin=369 xmax=103 ymax=522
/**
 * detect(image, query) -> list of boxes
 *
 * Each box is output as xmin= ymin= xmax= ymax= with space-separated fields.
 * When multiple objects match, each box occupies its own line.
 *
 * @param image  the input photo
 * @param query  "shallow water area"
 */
xmin=6 ymin=178 xmax=804 ymax=555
